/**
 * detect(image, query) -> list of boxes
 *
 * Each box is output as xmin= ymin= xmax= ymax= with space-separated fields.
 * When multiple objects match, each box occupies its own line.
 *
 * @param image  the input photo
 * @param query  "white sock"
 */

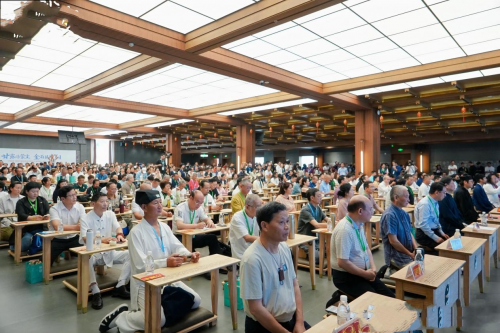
xmin=90 ymin=284 xmax=100 ymax=294
xmin=115 ymin=279 xmax=126 ymax=288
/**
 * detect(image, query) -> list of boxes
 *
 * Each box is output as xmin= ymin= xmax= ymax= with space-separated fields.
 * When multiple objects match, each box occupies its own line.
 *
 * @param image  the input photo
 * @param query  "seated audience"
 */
xmin=473 ymin=173 xmax=495 ymax=213
xmin=229 ymin=194 xmax=263 ymax=259
xmin=336 ymin=183 xmax=354 ymax=224
xmin=439 ymin=176 xmax=467 ymax=237
xmin=0 ymin=182 xmax=23 ymax=243
xmin=483 ymin=174 xmax=500 ymax=208
xmin=275 ymin=182 xmax=295 ymax=212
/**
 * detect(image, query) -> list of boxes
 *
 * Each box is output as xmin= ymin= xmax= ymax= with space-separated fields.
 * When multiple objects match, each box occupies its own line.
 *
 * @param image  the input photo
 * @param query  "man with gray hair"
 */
xmin=121 ymin=174 xmax=136 ymax=197
xmin=229 ymin=194 xmax=263 ymax=259
xmin=380 ymin=185 xmax=417 ymax=269
xmin=231 ymin=178 xmax=252 ymax=214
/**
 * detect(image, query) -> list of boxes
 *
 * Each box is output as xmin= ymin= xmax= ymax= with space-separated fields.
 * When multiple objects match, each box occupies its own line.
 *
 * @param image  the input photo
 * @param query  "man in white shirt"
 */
xmin=26 ymin=166 xmax=41 ymax=180
xmin=73 ymin=165 xmax=84 ymax=178
xmin=229 ymin=194 xmax=263 ymax=259
xmin=81 ymin=193 xmax=130 ymax=310
xmin=99 ymin=190 xmax=201 ymax=333
xmin=0 ymin=182 xmax=23 ymax=241
xmin=151 ymin=178 xmax=162 ymax=193
xmin=448 ymin=160 xmax=458 ymax=176
xmin=172 ymin=179 xmax=187 ymax=201
xmin=252 ymin=175 xmax=265 ymax=193
xmin=417 ymin=174 xmax=431 ymax=201
xmin=377 ymin=175 xmax=392 ymax=198
xmin=485 ymin=162 xmax=495 ymax=177
xmin=49 ymin=185 xmax=85 ymax=264
xmin=275 ymin=163 xmax=283 ymax=175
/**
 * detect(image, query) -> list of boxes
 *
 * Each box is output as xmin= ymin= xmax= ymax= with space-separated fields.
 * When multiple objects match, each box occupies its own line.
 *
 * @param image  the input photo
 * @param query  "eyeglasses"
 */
xmin=65 ymin=194 xmax=77 ymax=198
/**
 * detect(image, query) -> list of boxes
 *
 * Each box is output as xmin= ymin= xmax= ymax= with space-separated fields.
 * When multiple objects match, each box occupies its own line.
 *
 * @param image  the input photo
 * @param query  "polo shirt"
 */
xmin=96 ymin=173 xmax=108 ymax=181
xmin=298 ymin=203 xmax=325 ymax=237
xmin=418 ymin=183 xmax=430 ymax=200
xmin=173 ymin=201 xmax=207 ymax=233
xmin=319 ymin=181 xmax=331 ymax=195
xmin=49 ymin=201 xmax=86 ymax=240
xmin=229 ymin=210 xmax=260 ymax=259
xmin=73 ymin=183 xmax=88 ymax=192
xmin=331 ymin=216 xmax=370 ymax=271
xmin=381 ymin=204 xmax=414 ymax=267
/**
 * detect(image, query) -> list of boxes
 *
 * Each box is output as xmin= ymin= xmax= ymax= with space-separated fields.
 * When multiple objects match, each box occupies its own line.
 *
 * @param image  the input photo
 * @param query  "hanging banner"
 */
xmin=0 ymin=148 xmax=77 ymax=164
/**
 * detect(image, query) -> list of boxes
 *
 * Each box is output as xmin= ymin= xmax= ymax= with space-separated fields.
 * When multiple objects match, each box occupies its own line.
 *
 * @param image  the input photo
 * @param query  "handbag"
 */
xmin=77 ymin=194 xmax=91 ymax=202
xmin=27 ymin=234 xmax=43 ymax=255
xmin=161 ymin=286 xmax=195 ymax=327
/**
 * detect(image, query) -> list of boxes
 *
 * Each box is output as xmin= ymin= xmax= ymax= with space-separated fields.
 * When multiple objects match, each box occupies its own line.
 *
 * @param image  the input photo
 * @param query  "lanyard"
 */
xmin=427 ymin=195 xmax=439 ymax=218
xmin=345 ymin=215 xmax=366 ymax=252
xmin=239 ymin=192 xmax=245 ymax=202
xmin=242 ymin=210 xmax=254 ymax=236
xmin=150 ymin=224 xmax=165 ymax=253
xmin=189 ymin=210 xmax=196 ymax=224
xmin=308 ymin=203 xmax=318 ymax=221
xmin=29 ymin=198 xmax=38 ymax=215
xmin=204 ymin=195 xmax=208 ymax=206
xmin=16 ymin=175 xmax=23 ymax=182
xmin=44 ymin=187 xmax=51 ymax=196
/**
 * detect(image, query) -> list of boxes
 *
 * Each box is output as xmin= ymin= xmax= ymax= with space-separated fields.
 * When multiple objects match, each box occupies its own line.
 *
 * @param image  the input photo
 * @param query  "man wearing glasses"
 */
xmin=229 ymin=194 xmax=263 ymax=259
xmin=49 ymin=186 xmax=86 ymax=264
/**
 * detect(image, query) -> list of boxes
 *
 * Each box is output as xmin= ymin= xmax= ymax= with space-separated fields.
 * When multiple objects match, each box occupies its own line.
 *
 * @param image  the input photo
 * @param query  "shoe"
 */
xmin=204 ymin=272 xmax=212 ymax=280
xmin=92 ymin=293 xmax=103 ymax=310
xmin=112 ymin=285 xmax=131 ymax=300
xmin=99 ymin=303 xmax=128 ymax=332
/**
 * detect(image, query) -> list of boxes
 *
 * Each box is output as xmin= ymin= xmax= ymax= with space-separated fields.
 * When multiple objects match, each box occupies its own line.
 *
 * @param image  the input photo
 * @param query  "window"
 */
xmin=299 ymin=155 xmax=315 ymax=167
xmin=255 ymin=157 xmax=264 ymax=165
xmin=95 ymin=139 xmax=110 ymax=166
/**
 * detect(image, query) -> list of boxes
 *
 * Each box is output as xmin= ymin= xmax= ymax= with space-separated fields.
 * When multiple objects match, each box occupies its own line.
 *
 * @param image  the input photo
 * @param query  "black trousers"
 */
xmin=176 ymin=234 xmax=221 ymax=255
xmin=415 ymin=228 xmax=441 ymax=251
xmin=51 ymin=236 xmax=82 ymax=264
xmin=245 ymin=314 xmax=310 ymax=333
xmin=332 ymin=269 xmax=395 ymax=299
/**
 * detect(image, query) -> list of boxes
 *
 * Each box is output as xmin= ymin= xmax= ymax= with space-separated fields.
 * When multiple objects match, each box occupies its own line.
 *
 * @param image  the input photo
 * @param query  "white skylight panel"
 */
xmin=261 ymin=26 xmax=319 ymax=49
xmin=218 ymin=98 xmax=316 ymax=116
xmin=6 ymin=123 xmax=91 ymax=132
xmin=340 ymin=66 xmax=382 ymax=78
xmin=372 ymin=8 xmax=439 ymax=36
xmin=295 ymin=66 xmax=335 ymax=80
xmin=140 ymin=1 xmax=213 ymax=34
xmin=146 ymin=119 xmax=194 ymax=128
xmin=179 ymin=0 xmax=254 ymax=20
xmin=414 ymin=47 xmax=466 ymax=64
xmin=161 ymin=65 xmax=205 ymax=79
xmin=252 ymin=22 xmax=296 ymax=39
xmin=79 ymin=44 xmax=139 ymax=64
xmin=32 ymin=74 xmax=92 ymax=90
xmin=404 ymin=37 xmax=459 ymax=57
xmin=206 ymin=78 xmax=245 ymax=89
xmin=344 ymin=0 xmax=370 ymax=7
xmin=293 ymin=4 xmax=345 ymax=24
xmin=228 ymin=39 xmax=281 ymax=58
xmin=186 ymin=72 xmax=226 ymax=84
xmin=0 ymin=98 xmax=39 ymax=114
xmin=52 ymin=57 xmax=116 ymax=79
xmin=1 ymin=1 xmax=23 ymax=20
xmin=362 ymin=48 xmax=410 ymax=65
xmin=189 ymin=85 xmax=222 ymax=95
xmin=167 ymin=80 xmax=202 ymax=90
xmin=325 ymin=25 xmax=383 ymax=48
xmin=92 ymin=130 xmax=127 ymax=136
xmin=389 ymin=24 xmax=450 ymax=47
xmin=441 ymin=71 xmax=483 ymax=82
xmin=454 ymin=25 xmax=500 ymax=47
xmin=302 ymin=8 xmax=366 ymax=37
xmin=0 ymin=73 xmax=33 ymax=85
xmin=406 ymin=77 xmax=445 ymax=87
xmin=308 ymin=49 xmax=355 ymax=66
xmin=481 ymin=67 xmax=500 ymax=76
xmin=462 ymin=39 xmax=500 ymax=56
xmin=430 ymin=0 xmax=500 ymax=22
xmin=0 ymin=65 xmax=48 ymax=82
xmin=6 ymin=56 xmax=58 ymax=73
xmin=345 ymin=38 xmax=398 ymax=57
xmin=41 ymin=106 xmax=153 ymax=124
xmin=375 ymin=83 xmax=411 ymax=92
xmin=442 ymin=7 xmax=500 ymax=35
xmin=222 ymin=36 xmax=257 ymax=49
xmin=314 ymin=72 xmax=349 ymax=83
xmin=326 ymin=58 xmax=370 ymax=72
xmin=41 ymin=105 xmax=85 ymax=118
xmin=351 ymin=0 xmax=425 ymax=23
xmin=278 ymin=59 xmax=319 ymax=72
xmin=376 ymin=57 xmax=421 ymax=71
xmin=287 ymin=39 xmax=338 ymax=58
xmin=17 ymin=45 xmax=76 ymax=65
xmin=31 ymin=25 xmax=96 ymax=55
xmin=349 ymin=88 xmax=382 ymax=95
xmin=90 ymin=0 xmax=165 ymax=17
xmin=256 ymin=50 xmax=302 ymax=66
xmin=124 ymin=91 xmax=166 ymax=103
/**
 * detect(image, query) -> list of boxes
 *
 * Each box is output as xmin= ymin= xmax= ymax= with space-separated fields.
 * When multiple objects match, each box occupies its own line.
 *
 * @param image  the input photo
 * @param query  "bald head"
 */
xmin=140 ymin=183 xmax=152 ymax=191
xmin=346 ymin=195 xmax=372 ymax=223
xmin=188 ymin=190 xmax=204 ymax=211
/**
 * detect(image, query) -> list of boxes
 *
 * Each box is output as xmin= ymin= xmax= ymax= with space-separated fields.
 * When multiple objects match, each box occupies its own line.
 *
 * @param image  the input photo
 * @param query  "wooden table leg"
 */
xmin=81 ymin=254 xmax=90 ymax=314
xmin=14 ymin=225 xmax=22 ymax=265
xmin=42 ymin=237 xmax=51 ymax=284
xmin=220 ymin=229 xmax=227 ymax=244
xmin=364 ymin=222 xmax=371 ymax=249
xmin=326 ymin=234 xmax=332 ymax=281
xmin=318 ymin=233 xmax=325 ymax=279
xmin=228 ymin=264 xmax=237 ymax=330
xmin=210 ymin=269 xmax=219 ymax=321
xmin=144 ymin=284 xmax=162 ymax=333
xmin=375 ymin=223 xmax=380 ymax=244
xmin=395 ymin=282 xmax=404 ymax=300
xmin=76 ymin=254 xmax=83 ymax=310
xmin=484 ymin=240 xmax=491 ymax=282
xmin=308 ymin=240 xmax=316 ymax=290
xmin=292 ymin=246 xmax=298 ymax=273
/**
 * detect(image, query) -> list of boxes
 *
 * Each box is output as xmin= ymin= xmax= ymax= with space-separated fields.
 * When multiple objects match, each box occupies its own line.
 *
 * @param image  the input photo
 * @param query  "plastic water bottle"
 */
xmin=454 ymin=229 xmax=461 ymax=239
xmin=145 ymin=251 xmax=155 ymax=275
xmin=175 ymin=191 xmax=181 ymax=205
xmin=327 ymin=218 xmax=333 ymax=232
xmin=337 ymin=295 xmax=350 ymax=325
xmin=481 ymin=212 xmax=488 ymax=226
xmin=415 ymin=248 xmax=424 ymax=273
xmin=272 ymin=195 xmax=276 ymax=202
xmin=57 ymin=221 xmax=64 ymax=234
xmin=95 ymin=230 xmax=102 ymax=250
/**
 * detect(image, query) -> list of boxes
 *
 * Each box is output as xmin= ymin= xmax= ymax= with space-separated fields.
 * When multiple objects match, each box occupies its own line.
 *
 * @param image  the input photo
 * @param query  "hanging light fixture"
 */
xmin=214 ymin=132 xmax=217 ymax=138
xmin=174 ymin=137 xmax=177 ymax=142
xmin=461 ymin=106 xmax=466 ymax=122
xmin=417 ymin=111 xmax=421 ymax=125
xmin=343 ymin=119 xmax=347 ymax=132
xmin=291 ymin=124 xmax=295 ymax=135
xmin=250 ymin=128 xmax=253 ymax=134
xmin=316 ymin=122 xmax=319 ymax=133
xmin=186 ymin=136 xmax=189 ymax=141
xmin=133 ymin=142 xmax=136 ymax=146
xmin=380 ymin=115 xmax=384 ymax=129
xmin=269 ymin=126 xmax=272 ymax=137
xmin=199 ymin=134 xmax=202 ymax=139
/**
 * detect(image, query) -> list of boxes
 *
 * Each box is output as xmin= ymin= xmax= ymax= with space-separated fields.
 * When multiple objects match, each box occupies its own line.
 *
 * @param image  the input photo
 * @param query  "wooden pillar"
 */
xmin=355 ymin=110 xmax=380 ymax=174
xmin=316 ymin=149 xmax=324 ymax=167
xmin=165 ymin=134 xmax=181 ymax=166
xmin=417 ymin=146 xmax=431 ymax=173
xmin=236 ymin=124 xmax=255 ymax=172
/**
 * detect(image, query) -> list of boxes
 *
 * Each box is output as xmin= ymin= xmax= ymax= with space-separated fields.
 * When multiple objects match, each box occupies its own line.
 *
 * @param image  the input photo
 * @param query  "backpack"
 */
xmin=27 ymin=234 xmax=43 ymax=255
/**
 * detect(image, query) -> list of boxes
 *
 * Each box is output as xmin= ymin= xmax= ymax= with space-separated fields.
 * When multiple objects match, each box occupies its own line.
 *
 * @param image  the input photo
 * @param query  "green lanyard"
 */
xmin=345 ymin=215 xmax=366 ymax=252
xmin=242 ymin=210 xmax=254 ymax=236
xmin=29 ymin=198 xmax=38 ymax=215
xmin=204 ymin=195 xmax=208 ymax=206
xmin=239 ymin=192 xmax=245 ymax=202
xmin=427 ymin=195 xmax=439 ymax=218
xmin=189 ymin=210 xmax=196 ymax=224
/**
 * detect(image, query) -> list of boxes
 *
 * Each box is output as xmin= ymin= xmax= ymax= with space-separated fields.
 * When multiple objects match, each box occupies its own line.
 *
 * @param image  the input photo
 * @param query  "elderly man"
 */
xmin=121 ymin=174 xmax=136 ymax=196
xmin=331 ymin=195 xmax=394 ymax=298
xmin=231 ymin=178 xmax=252 ymax=214
xmin=319 ymin=174 xmax=334 ymax=196
xmin=415 ymin=182 xmax=449 ymax=251
xmin=377 ymin=175 xmax=392 ymax=199
xmin=172 ymin=179 xmax=187 ymax=201
xmin=240 ymin=202 xmax=310 ymax=333
xmin=229 ymin=194 xmax=263 ymax=259
xmin=363 ymin=181 xmax=384 ymax=214
xmin=380 ymin=186 xmax=417 ymax=270
xmin=99 ymin=190 xmax=201 ymax=333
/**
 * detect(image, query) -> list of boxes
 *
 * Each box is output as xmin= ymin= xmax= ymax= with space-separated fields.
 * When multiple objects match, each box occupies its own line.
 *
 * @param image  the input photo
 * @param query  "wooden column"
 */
xmin=236 ymin=124 xmax=255 ymax=172
xmin=355 ymin=110 xmax=380 ymax=174
xmin=316 ymin=149 xmax=324 ymax=167
xmin=165 ymin=134 xmax=181 ymax=166
xmin=417 ymin=146 xmax=431 ymax=173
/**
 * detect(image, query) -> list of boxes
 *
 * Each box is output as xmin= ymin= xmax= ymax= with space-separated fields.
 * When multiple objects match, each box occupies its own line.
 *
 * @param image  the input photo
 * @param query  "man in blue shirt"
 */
xmin=472 ymin=173 xmax=494 ymax=213
xmin=391 ymin=161 xmax=402 ymax=179
xmin=96 ymin=168 xmax=109 ymax=181
xmin=381 ymin=186 xmax=417 ymax=269
xmin=319 ymin=174 xmax=334 ymax=196
xmin=415 ymin=182 xmax=449 ymax=252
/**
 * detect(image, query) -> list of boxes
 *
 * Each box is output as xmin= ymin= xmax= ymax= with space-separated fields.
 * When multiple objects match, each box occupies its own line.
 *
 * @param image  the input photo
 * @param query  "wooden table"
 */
xmin=325 ymin=205 xmax=337 ymax=213
xmin=285 ymin=234 xmax=317 ymax=290
xmin=312 ymin=228 xmax=332 ymax=280
xmin=0 ymin=213 xmax=17 ymax=218
xmin=463 ymin=224 xmax=499 ymax=282
xmin=391 ymin=255 xmax=465 ymax=331
xmin=38 ymin=230 xmax=79 ymax=284
xmin=8 ymin=220 xmax=50 ymax=264
xmin=294 ymin=199 xmax=308 ymax=211
xmin=177 ymin=225 xmax=230 ymax=252
xmin=403 ymin=206 xmax=415 ymax=224
xmin=436 ymin=237 xmax=486 ymax=306
xmin=305 ymin=292 xmax=420 ymax=332
xmin=374 ymin=197 xmax=386 ymax=210
xmin=133 ymin=254 xmax=240 ymax=333
xmin=320 ymin=196 xmax=333 ymax=208
xmin=68 ymin=241 xmax=129 ymax=313
xmin=365 ymin=215 xmax=381 ymax=250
